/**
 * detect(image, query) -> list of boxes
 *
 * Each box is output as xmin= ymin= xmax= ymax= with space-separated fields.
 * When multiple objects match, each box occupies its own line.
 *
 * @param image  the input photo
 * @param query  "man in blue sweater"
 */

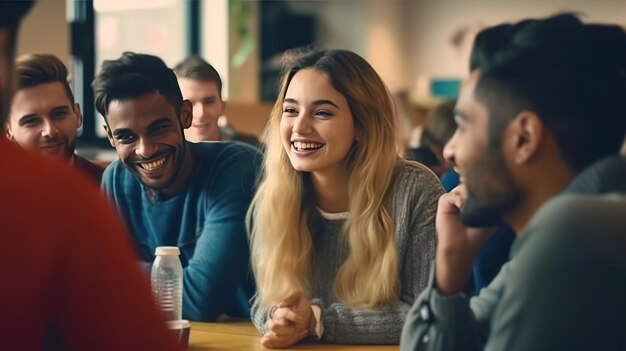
xmin=93 ymin=52 xmax=261 ymax=321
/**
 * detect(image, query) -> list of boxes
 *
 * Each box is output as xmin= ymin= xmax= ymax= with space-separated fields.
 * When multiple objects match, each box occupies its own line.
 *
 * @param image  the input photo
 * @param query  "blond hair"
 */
xmin=248 ymin=49 xmax=400 ymax=309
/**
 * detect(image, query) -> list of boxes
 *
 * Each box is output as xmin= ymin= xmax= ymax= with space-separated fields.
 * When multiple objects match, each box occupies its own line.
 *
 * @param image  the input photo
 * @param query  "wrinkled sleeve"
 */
xmin=485 ymin=195 xmax=626 ymax=351
xmin=183 ymin=145 xmax=261 ymax=321
xmin=318 ymin=300 xmax=414 ymax=344
xmin=401 ymin=261 xmax=511 ymax=351
xmin=251 ymin=295 xmax=268 ymax=335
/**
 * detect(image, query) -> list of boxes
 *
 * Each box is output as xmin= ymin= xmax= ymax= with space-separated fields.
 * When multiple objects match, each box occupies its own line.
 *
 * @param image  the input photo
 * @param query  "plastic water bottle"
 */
xmin=151 ymin=246 xmax=183 ymax=321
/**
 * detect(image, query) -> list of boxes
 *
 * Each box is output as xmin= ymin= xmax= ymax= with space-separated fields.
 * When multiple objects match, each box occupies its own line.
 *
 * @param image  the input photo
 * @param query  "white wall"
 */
xmin=201 ymin=0 xmax=230 ymax=100
xmin=364 ymin=1 xmax=412 ymax=93
xmin=17 ymin=0 xmax=70 ymax=66
xmin=407 ymin=0 xmax=626 ymax=80
xmin=285 ymin=0 xmax=626 ymax=104
xmin=286 ymin=0 xmax=410 ymax=92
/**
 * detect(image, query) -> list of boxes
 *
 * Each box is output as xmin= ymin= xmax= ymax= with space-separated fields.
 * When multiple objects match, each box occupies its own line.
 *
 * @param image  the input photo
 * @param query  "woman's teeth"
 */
xmin=293 ymin=142 xmax=323 ymax=151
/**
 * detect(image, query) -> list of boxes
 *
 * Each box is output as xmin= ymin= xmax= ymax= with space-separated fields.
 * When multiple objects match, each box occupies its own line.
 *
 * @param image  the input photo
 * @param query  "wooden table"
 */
xmin=188 ymin=321 xmax=399 ymax=350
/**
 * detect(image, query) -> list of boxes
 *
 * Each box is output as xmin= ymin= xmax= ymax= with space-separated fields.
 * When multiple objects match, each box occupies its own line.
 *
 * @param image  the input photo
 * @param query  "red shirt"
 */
xmin=0 ymin=139 xmax=181 ymax=350
xmin=73 ymin=154 xmax=106 ymax=184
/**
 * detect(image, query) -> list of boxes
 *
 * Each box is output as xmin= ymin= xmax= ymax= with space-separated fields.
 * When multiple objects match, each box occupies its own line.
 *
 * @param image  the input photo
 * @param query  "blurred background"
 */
xmin=16 ymin=0 xmax=626 ymax=156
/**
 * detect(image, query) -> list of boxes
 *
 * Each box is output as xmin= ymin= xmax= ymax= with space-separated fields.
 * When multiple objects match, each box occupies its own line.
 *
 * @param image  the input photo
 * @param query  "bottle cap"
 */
xmin=155 ymin=246 xmax=180 ymax=256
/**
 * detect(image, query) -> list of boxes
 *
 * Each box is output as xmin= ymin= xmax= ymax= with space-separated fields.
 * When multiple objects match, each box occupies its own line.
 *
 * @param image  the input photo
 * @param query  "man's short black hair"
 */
xmin=470 ymin=13 xmax=626 ymax=172
xmin=92 ymin=52 xmax=183 ymax=121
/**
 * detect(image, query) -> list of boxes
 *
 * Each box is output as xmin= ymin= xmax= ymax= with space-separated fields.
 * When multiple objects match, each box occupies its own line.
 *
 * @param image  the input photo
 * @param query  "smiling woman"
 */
xmin=247 ymin=49 xmax=444 ymax=348
xmin=279 ymin=68 xmax=356 ymax=177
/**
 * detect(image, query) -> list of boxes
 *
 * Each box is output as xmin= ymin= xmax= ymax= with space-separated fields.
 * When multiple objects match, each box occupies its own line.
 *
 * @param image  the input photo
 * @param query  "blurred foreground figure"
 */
xmin=0 ymin=2 xmax=180 ymax=350
xmin=406 ymin=100 xmax=457 ymax=182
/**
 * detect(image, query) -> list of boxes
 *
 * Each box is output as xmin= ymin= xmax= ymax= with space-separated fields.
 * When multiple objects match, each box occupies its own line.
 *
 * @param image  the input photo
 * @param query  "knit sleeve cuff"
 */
xmin=309 ymin=304 xmax=323 ymax=340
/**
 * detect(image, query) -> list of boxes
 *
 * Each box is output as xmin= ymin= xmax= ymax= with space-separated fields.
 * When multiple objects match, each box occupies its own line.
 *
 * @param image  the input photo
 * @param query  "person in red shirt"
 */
xmin=0 ymin=2 xmax=181 ymax=350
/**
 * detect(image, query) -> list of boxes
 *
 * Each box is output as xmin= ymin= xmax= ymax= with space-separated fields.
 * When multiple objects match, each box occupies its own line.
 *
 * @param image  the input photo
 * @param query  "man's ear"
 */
xmin=103 ymin=124 xmax=115 ymax=148
xmin=220 ymin=100 xmax=226 ymax=116
xmin=4 ymin=123 xmax=14 ymax=141
xmin=180 ymin=100 xmax=192 ymax=129
xmin=509 ymin=110 xmax=543 ymax=165
xmin=74 ymin=103 xmax=83 ymax=129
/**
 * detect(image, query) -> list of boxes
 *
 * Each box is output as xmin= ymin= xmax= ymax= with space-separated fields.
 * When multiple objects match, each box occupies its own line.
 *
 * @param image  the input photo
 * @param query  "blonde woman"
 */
xmin=248 ymin=49 xmax=443 ymax=348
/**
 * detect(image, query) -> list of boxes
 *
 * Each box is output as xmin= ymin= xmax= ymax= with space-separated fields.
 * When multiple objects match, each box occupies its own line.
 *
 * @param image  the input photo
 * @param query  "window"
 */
xmin=71 ymin=0 xmax=198 ymax=150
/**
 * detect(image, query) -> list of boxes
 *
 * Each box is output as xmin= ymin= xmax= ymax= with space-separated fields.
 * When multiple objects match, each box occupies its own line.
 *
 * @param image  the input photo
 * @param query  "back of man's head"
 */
xmin=421 ymin=99 xmax=457 ymax=150
xmin=0 ymin=1 xmax=35 ymax=31
xmin=15 ymin=53 xmax=75 ymax=104
xmin=0 ymin=0 xmax=36 ymax=125
xmin=173 ymin=56 xmax=223 ymax=98
xmin=92 ymin=52 xmax=183 ymax=121
xmin=470 ymin=13 xmax=626 ymax=172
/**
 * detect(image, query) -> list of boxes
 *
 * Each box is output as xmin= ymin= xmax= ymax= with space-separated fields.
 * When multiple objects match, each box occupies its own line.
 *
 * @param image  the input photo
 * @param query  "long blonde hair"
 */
xmin=248 ymin=49 xmax=399 ymax=309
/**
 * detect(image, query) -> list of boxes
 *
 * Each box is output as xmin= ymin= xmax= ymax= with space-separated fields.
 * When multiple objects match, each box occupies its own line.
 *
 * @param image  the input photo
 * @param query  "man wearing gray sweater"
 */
xmin=401 ymin=14 xmax=626 ymax=351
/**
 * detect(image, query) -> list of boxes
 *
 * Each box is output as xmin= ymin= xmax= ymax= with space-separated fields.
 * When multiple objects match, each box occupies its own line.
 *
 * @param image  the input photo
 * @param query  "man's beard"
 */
xmin=460 ymin=146 xmax=522 ymax=227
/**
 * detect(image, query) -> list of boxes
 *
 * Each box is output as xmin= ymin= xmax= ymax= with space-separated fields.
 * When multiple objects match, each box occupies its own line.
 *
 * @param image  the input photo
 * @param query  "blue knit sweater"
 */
xmin=102 ymin=141 xmax=261 ymax=321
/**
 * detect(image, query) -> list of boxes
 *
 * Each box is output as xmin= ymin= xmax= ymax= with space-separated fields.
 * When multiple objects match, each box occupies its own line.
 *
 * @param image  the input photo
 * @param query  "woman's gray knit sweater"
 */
xmin=252 ymin=159 xmax=443 ymax=344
